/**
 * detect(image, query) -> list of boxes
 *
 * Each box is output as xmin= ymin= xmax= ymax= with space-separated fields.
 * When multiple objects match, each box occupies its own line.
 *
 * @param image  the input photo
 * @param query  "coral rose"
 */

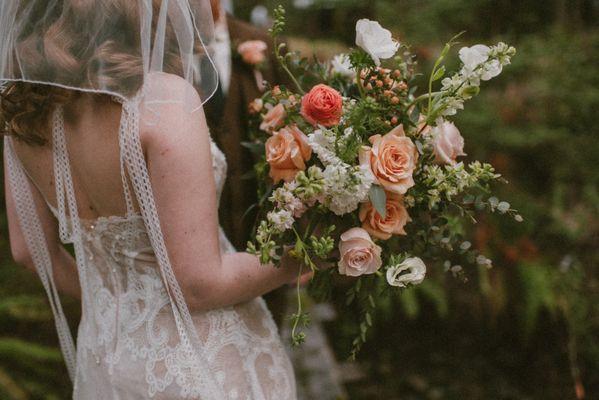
xmin=359 ymin=125 xmax=419 ymax=195
xmin=337 ymin=228 xmax=382 ymax=277
xmin=260 ymin=103 xmax=286 ymax=132
xmin=300 ymin=84 xmax=343 ymax=127
xmin=359 ymin=191 xmax=411 ymax=240
xmin=265 ymin=125 xmax=312 ymax=183
xmin=431 ymin=120 xmax=466 ymax=166
xmin=237 ymin=40 xmax=268 ymax=65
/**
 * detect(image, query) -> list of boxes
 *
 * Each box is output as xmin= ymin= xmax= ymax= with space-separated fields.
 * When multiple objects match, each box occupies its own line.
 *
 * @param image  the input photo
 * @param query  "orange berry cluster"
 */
xmin=361 ymin=67 xmax=409 ymax=126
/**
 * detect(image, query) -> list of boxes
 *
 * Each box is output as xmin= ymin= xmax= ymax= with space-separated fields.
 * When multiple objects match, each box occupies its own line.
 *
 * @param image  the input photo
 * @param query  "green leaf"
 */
xmin=410 ymin=106 xmax=420 ymax=124
xmin=431 ymin=65 xmax=446 ymax=82
xmin=241 ymin=141 xmax=265 ymax=156
xmin=369 ymin=185 xmax=387 ymax=218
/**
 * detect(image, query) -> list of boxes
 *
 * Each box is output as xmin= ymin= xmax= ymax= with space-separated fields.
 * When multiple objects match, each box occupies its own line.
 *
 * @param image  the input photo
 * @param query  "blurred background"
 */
xmin=1 ymin=0 xmax=597 ymax=399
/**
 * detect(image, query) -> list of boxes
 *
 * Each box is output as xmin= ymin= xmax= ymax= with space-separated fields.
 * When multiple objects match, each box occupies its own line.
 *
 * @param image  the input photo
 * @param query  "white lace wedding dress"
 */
xmin=5 ymin=98 xmax=296 ymax=399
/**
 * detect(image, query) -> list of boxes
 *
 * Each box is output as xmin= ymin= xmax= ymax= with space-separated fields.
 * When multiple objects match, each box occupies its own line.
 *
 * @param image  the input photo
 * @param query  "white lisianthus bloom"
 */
xmin=331 ymin=54 xmax=355 ymax=78
xmin=355 ymin=19 xmax=399 ymax=66
xmin=458 ymin=44 xmax=490 ymax=70
xmin=386 ymin=257 xmax=427 ymax=287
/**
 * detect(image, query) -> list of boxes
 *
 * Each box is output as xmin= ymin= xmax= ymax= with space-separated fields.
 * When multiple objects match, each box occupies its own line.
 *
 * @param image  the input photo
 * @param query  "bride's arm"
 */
xmin=141 ymin=82 xmax=302 ymax=312
xmin=4 ymin=159 xmax=81 ymax=299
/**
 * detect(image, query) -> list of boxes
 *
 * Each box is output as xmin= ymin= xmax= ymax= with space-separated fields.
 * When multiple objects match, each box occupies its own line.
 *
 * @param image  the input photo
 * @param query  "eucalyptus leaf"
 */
xmin=410 ymin=106 xmax=420 ymax=124
xmin=369 ymin=185 xmax=387 ymax=218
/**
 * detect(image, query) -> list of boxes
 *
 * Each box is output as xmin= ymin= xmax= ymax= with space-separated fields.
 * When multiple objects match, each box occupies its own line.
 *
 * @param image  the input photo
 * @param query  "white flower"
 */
xmin=323 ymin=164 xmax=373 ymax=215
xmin=355 ymin=19 xmax=399 ymax=66
xmin=331 ymin=54 xmax=355 ymax=78
xmin=480 ymin=59 xmax=502 ymax=81
xmin=270 ymin=186 xmax=307 ymax=218
xmin=267 ymin=209 xmax=294 ymax=233
xmin=458 ymin=44 xmax=490 ymax=70
xmin=307 ymin=129 xmax=340 ymax=166
xmin=386 ymin=257 xmax=427 ymax=288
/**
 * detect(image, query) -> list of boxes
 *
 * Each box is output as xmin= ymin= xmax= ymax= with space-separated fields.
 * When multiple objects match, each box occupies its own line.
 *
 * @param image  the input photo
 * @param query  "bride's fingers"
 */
xmin=289 ymin=270 xmax=314 ymax=287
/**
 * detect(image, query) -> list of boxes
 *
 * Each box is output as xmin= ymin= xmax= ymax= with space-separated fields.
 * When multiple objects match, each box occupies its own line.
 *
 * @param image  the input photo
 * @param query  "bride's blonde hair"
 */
xmin=0 ymin=0 xmax=190 ymax=146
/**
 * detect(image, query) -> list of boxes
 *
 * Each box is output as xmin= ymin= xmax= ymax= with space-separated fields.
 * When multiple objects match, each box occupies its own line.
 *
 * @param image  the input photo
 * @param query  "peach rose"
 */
xmin=260 ymin=103 xmax=286 ymax=132
xmin=237 ymin=40 xmax=267 ymax=65
xmin=248 ymin=98 xmax=263 ymax=114
xmin=337 ymin=228 xmax=382 ymax=277
xmin=265 ymin=125 xmax=312 ymax=183
xmin=359 ymin=191 xmax=411 ymax=240
xmin=359 ymin=125 xmax=419 ymax=195
xmin=432 ymin=121 xmax=466 ymax=165
xmin=300 ymin=84 xmax=343 ymax=127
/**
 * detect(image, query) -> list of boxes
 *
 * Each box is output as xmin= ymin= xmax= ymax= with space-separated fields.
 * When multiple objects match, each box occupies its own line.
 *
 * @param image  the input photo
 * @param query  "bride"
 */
xmin=1 ymin=0 xmax=305 ymax=398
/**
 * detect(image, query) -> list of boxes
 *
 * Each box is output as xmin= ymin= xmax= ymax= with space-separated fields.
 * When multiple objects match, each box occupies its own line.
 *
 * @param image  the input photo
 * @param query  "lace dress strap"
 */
xmin=119 ymin=99 xmax=225 ymax=398
xmin=4 ymin=136 xmax=77 ymax=380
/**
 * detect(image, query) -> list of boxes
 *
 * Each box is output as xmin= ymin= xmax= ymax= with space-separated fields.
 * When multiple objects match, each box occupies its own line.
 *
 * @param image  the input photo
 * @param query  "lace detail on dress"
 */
xmin=23 ymin=101 xmax=296 ymax=399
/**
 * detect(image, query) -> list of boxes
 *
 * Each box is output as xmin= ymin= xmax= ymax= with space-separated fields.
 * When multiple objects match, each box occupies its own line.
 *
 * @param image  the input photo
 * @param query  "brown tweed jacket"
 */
xmin=204 ymin=16 xmax=287 ymax=250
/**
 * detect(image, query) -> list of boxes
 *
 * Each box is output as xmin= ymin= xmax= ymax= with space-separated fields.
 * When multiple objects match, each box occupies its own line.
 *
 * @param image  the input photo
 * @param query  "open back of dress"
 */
xmin=4 ymin=97 xmax=295 ymax=399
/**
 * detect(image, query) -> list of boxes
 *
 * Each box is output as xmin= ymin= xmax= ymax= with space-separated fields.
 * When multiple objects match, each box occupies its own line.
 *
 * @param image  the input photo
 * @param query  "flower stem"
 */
xmin=356 ymin=68 xmax=366 ymax=98
xmin=290 ymin=263 xmax=304 ymax=345
xmin=274 ymin=38 xmax=305 ymax=95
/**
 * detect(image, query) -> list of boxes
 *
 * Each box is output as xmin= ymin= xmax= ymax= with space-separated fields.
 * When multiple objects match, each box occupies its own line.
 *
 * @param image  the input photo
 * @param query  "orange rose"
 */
xmin=237 ymin=40 xmax=268 ymax=65
xmin=260 ymin=103 xmax=286 ymax=132
xmin=359 ymin=191 xmax=411 ymax=240
xmin=359 ymin=125 xmax=419 ymax=195
xmin=265 ymin=125 xmax=312 ymax=183
xmin=300 ymin=84 xmax=343 ymax=127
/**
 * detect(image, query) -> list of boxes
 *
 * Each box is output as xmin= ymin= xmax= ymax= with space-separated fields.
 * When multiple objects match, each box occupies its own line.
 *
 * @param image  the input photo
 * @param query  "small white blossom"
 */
xmin=459 ymin=45 xmax=490 ymax=71
xmin=331 ymin=54 xmax=355 ymax=78
xmin=476 ymin=254 xmax=492 ymax=267
xmin=386 ymin=257 xmax=427 ymax=288
xmin=355 ymin=19 xmax=399 ymax=66
xmin=307 ymin=129 xmax=341 ymax=166
xmin=267 ymin=209 xmax=294 ymax=233
xmin=480 ymin=59 xmax=502 ymax=81
xmin=438 ymin=42 xmax=514 ymax=117
xmin=323 ymin=164 xmax=374 ymax=215
xmin=497 ymin=201 xmax=510 ymax=213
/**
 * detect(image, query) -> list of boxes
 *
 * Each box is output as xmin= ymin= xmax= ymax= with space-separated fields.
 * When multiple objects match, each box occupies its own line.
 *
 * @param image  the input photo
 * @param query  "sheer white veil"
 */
xmin=0 ymin=0 xmax=218 ymax=106
xmin=1 ymin=0 xmax=225 ymax=397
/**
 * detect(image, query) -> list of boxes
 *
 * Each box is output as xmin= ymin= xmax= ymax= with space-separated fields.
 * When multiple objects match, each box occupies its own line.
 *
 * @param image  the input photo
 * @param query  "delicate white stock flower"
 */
xmin=386 ymin=257 xmax=427 ymax=287
xmin=458 ymin=44 xmax=490 ymax=70
xmin=331 ymin=54 xmax=355 ymax=78
xmin=355 ymin=19 xmax=399 ymax=66
xmin=267 ymin=209 xmax=294 ymax=233
xmin=323 ymin=164 xmax=374 ymax=215
xmin=480 ymin=59 xmax=502 ymax=81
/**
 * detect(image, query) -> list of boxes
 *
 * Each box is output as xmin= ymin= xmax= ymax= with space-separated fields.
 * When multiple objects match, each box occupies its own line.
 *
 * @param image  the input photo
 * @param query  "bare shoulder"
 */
xmin=138 ymin=72 xmax=209 ymax=149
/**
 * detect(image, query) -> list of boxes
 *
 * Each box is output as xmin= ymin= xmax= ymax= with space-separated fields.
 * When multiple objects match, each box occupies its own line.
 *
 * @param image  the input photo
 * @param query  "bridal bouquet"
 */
xmin=246 ymin=6 xmax=519 ymax=355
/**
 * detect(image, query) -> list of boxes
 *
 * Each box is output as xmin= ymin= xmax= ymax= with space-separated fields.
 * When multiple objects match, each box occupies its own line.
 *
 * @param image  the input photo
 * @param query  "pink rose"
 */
xmin=337 ymin=228 xmax=382 ymax=277
xmin=260 ymin=103 xmax=286 ymax=132
xmin=359 ymin=125 xmax=419 ymax=195
xmin=432 ymin=121 xmax=466 ymax=165
xmin=359 ymin=191 xmax=411 ymax=240
xmin=300 ymin=84 xmax=343 ymax=127
xmin=265 ymin=125 xmax=312 ymax=183
xmin=237 ymin=40 xmax=268 ymax=65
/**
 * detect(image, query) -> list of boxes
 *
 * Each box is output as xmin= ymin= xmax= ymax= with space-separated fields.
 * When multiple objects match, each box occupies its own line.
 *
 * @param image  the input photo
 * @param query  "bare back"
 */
xmin=12 ymin=96 xmax=133 ymax=220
